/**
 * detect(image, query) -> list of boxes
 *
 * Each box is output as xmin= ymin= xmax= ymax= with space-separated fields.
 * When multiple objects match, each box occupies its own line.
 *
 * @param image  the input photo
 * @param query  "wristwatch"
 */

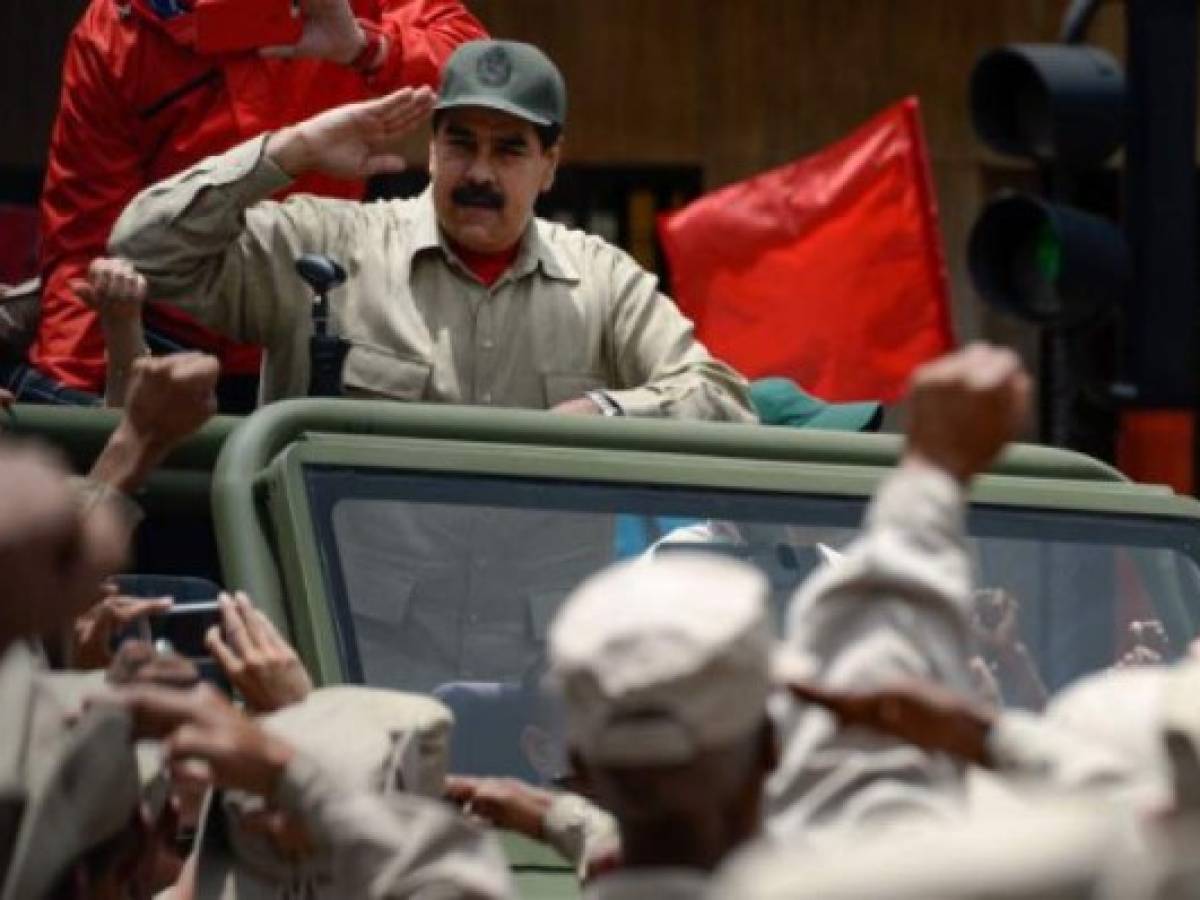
xmin=586 ymin=391 xmax=623 ymax=417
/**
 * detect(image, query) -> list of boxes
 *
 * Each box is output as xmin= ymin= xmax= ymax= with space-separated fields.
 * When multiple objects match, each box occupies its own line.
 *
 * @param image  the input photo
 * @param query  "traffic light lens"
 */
xmin=1035 ymin=222 xmax=1063 ymax=283
xmin=1011 ymin=221 xmax=1062 ymax=320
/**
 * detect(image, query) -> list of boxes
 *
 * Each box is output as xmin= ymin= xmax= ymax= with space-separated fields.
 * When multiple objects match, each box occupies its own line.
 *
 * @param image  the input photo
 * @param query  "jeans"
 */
xmin=0 ymin=359 xmax=101 ymax=406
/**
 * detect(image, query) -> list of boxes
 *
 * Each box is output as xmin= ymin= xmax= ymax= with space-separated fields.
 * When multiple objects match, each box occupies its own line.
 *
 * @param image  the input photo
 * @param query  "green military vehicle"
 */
xmin=11 ymin=399 xmax=1200 ymax=897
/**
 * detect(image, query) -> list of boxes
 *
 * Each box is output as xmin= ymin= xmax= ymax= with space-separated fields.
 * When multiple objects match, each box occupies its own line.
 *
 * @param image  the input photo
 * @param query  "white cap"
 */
xmin=260 ymin=685 xmax=454 ymax=798
xmin=549 ymin=554 xmax=772 ymax=767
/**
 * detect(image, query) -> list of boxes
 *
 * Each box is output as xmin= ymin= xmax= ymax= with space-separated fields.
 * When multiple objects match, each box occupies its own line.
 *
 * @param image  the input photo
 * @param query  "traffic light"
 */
xmin=967 ymin=1 xmax=1200 ymax=495
xmin=967 ymin=193 xmax=1129 ymax=329
xmin=967 ymin=44 xmax=1130 ymax=330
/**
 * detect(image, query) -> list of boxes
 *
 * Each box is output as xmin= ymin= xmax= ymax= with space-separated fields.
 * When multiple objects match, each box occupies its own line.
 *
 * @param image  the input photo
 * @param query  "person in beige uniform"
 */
xmin=761 ymin=343 xmax=1035 ymax=843
xmin=108 ymin=40 xmax=753 ymax=694
xmin=140 ymin=685 xmax=515 ymax=900
xmin=715 ymin=345 xmax=1200 ymax=897
xmin=107 ymin=40 xmax=754 ymax=419
xmin=548 ymin=553 xmax=779 ymax=899
xmin=0 ymin=353 xmax=220 ymax=897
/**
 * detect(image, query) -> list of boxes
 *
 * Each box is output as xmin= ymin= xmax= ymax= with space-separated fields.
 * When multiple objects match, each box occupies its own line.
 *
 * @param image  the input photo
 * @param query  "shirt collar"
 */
xmin=412 ymin=190 xmax=580 ymax=285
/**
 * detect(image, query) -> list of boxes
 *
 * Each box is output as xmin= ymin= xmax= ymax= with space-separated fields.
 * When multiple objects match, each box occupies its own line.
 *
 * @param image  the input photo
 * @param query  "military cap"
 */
xmin=435 ymin=39 xmax=567 ymax=129
xmin=259 ymin=685 xmax=454 ymax=798
xmin=549 ymin=554 xmax=772 ymax=767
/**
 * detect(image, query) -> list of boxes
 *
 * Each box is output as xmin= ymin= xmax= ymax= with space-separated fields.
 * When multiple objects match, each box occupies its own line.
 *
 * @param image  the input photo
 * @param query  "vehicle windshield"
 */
xmin=301 ymin=464 xmax=1200 ymax=784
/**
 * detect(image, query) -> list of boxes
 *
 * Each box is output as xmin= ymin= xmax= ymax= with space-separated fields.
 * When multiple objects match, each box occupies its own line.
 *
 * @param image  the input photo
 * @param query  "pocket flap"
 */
xmin=342 ymin=345 xmax=432 ymax=401
xmin=347 ymin=567 xmax=418 ymax=627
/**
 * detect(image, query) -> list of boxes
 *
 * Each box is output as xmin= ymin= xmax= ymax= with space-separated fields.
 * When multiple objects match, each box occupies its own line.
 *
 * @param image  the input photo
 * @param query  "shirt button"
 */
xmin=480 ymin=338 xmax=494 ymax=349
xmin=481 ymin=393 xmax=493 ymax=404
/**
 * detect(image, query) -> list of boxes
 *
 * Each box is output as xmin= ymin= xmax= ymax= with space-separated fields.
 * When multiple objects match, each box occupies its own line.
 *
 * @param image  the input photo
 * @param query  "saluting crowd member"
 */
xmin=108 ymin=39 xmax=754 ymax=419
xmin=18 ymin=0 xmax=486 ymax=409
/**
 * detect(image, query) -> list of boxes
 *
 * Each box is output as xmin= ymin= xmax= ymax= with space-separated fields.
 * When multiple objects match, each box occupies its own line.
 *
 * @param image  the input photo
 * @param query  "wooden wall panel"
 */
xmin=0 ymin=0 xmax=88 ymax=170
xmin=0 ymin=0 xmax=1143 ymax=345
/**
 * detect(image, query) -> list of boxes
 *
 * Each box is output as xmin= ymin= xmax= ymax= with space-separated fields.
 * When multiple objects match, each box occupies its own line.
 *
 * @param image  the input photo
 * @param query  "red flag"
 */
xmin=659 ymin=97 xmax=954 ymax=403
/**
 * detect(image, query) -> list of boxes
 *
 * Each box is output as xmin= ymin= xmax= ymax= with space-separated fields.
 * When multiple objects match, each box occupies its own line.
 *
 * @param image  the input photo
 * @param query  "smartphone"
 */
xmin=154 ymin=601 xmax=222 ymax=661
xmin=195 ymin=0 xmax=303 ymax=56
xmin=111 ymin=575 xmax=223 ymax=652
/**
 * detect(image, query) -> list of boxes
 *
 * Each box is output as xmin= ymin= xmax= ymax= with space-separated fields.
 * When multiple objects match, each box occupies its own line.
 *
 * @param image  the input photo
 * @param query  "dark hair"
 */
xmin=432 ymin=111 xmax=562 ymax=151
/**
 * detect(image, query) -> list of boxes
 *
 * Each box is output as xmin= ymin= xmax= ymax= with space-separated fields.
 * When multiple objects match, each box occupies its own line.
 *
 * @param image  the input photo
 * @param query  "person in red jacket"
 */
xmin=14 ymin=0 xmax=486 ymax=410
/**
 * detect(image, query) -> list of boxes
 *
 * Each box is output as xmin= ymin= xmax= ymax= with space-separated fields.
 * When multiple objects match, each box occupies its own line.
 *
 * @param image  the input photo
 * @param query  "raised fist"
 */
xmin=73 ymin=257 xmax=147 ymax=322
xmin=123 ymin=353 xmax=219 ymax=453
xmin=905 ymin=343 xmax=1031 ymax=484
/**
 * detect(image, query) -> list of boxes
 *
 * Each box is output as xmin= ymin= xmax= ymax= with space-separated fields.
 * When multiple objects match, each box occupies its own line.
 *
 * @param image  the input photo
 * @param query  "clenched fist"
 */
xmin=89 ymin=353 xmax=220 ymax=496
xmin=904 ymin=343 xmax=1031 ymax=484
xmin=72 ymin=257 xmax=147 ymax=322
xmin=123 ymin=353 xmax=219 ymax=453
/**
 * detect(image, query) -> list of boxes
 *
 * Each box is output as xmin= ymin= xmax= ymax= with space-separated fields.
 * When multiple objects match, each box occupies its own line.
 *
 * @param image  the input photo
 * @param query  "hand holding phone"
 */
xmin=204 ymin=592 xmax=313 ymax=714
xmin=195 ymin=0 xmax=303 ymax=56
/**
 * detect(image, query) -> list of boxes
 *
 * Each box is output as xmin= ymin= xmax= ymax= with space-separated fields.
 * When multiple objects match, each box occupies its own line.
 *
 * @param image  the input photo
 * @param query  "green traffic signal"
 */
xmin=968 ymin=193 xmax=1128 ymax=328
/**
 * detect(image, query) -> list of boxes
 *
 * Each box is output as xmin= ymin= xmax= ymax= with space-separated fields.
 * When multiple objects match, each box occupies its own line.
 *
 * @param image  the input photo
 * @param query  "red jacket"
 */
xmin=33 ymin=0 xmax=486 ymax=390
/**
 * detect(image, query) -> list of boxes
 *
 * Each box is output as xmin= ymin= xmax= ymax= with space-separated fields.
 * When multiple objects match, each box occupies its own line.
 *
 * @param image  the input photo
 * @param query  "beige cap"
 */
xmin=259 ymin=685 xmax=454 ymax=798
xmin=549 ymin=554 xmax=772 ymax=767
xmin=195 ymin=687 xmax=457 ymax=900
xmin=4 ymin=704 xmax=141 ymax=900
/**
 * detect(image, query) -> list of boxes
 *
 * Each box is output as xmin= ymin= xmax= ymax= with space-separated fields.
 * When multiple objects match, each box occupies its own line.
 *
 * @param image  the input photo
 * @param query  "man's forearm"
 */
xmin=273 ymin=754 xmax=515 ymax=899
xmin=87 ymin=419 xmax=169 ymax=497
xmin=100 ymin=318 xmax=148 ymax=409
xmin=108 ymin=136 xmax=298 ymax=345
xmin=265 ymin=126 xmax=317 ymax=179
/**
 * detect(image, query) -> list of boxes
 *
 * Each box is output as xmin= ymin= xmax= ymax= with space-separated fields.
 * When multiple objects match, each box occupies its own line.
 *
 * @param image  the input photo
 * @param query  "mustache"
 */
xmin=451 ymin=182 xmax=506 ymax=211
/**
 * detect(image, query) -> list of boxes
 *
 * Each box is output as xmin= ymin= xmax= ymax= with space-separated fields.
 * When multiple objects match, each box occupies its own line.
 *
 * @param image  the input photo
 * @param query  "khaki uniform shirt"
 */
xmin=542 ymin=791 xmax=620 ymax=879
xmin=767 ymin=463 xmax=975 ymax=843
xmin=717 ymin=794 xmax=1147 ymax=899
xmin=109 ymin=136 xmax=755 ymax=420
xmin=196 ymin=751 xmax=516 ymax=900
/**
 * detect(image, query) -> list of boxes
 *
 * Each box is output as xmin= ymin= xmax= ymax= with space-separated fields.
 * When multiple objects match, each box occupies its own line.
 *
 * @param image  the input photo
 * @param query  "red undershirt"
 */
xmin=450 ymin=240 xmax=521 ymax=288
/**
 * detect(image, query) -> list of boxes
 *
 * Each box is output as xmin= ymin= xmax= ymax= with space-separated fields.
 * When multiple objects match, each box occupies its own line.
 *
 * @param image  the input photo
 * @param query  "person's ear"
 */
xmin=428 ymin=136 xmax=439 ymax=179
xmin=539 ymin=142 xmax=561 ymax=194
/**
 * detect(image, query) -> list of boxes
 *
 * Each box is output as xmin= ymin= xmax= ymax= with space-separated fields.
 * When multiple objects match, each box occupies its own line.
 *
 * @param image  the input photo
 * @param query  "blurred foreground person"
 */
xmin=0 ymin=353 xmax=218 ymax=895
xmin=1 ymin=351 xmax=219 ymax=652
xmin=763 ymin=342 xmax=1031 ymax=842
xmin=124 ymin=684 xmax=514 ymax=899
xmin=716 ymin=345 xmax=1200 ymax=896
xmin=548 ymin=554 xmax=778 ymax=897
xmin=23 ymin=0 xmax=485 ymax=408
xmin=109 ymin=39 xmax=753 ymax=419
xmin=720 ymin=666 xmax=1200 ymax=898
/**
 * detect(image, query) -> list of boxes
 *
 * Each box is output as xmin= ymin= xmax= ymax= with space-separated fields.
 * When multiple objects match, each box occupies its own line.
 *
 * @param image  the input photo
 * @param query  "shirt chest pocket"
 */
xmin=342 ymin=344 xmax=432 ymax=401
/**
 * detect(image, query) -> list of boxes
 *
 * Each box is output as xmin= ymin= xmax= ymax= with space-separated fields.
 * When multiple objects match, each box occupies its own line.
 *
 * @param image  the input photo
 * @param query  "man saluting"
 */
xmin=108 ymin=39 xmax=754 ymax=419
